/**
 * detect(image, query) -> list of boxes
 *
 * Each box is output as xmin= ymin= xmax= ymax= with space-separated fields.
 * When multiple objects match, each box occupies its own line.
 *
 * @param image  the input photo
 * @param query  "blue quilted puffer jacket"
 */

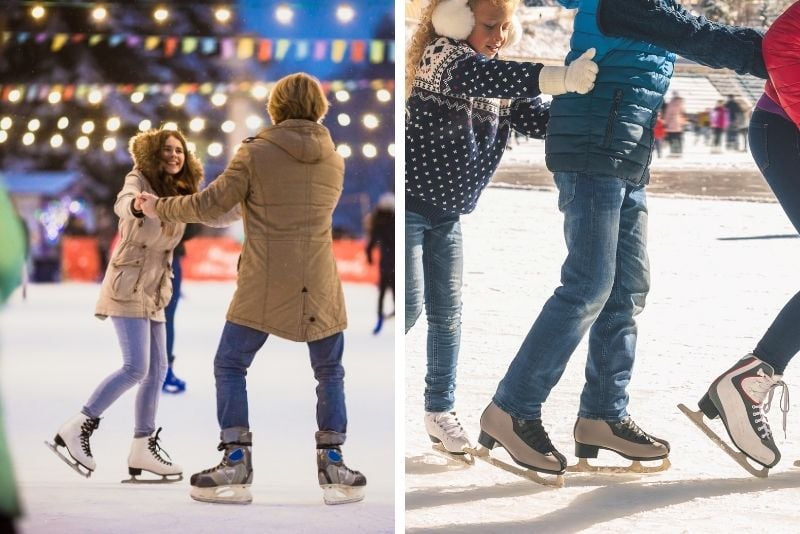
xmin=546 ymin=0 xmax=767 ymax=186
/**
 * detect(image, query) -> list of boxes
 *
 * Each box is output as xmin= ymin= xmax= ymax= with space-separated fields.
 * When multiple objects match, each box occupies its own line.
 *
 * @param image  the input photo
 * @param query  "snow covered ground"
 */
xmin=405 ymin=186 xmax=800 ymax=532
xmin=0 ymin=282 xmax=395 ymax=533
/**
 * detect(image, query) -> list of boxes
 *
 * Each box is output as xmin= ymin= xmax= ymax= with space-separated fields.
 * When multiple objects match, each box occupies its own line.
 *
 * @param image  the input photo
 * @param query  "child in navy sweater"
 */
xmin=405 ymin=0 xmax=597 ymax=456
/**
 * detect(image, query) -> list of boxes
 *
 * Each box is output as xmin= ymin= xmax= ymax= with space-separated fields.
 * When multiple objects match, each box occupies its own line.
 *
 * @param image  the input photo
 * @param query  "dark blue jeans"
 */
xmin=749 ymin=108 xmax=800 ymax=375
xmin=213 ymin=321 xmax=347 ymax=443
xmin=164 ymin=254 xmax=182 ymax=365
xmin=494 ymin=172 xmax=650 ymax=421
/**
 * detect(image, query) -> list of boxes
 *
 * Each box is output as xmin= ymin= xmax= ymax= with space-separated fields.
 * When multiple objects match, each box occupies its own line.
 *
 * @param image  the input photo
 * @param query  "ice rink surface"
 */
xmin=1 ymin=281 xmax=395 ymax=533
xmin=406 ymin=186 xmax=800 ymax=532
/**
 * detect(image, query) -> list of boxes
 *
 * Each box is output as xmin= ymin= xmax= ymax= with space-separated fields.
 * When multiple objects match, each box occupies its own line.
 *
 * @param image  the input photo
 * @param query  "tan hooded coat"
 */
xmin=94 ymin=130 xmax=204 ymax=321
xmin=154 ymin=119 xmax=347 ymax=342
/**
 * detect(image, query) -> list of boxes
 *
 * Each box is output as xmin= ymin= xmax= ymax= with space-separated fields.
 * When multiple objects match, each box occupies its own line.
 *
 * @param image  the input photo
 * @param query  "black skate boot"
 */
xmin=473 ymin=402 xmax=566 ymax=486
xmin=45 ymin=413 xmax=100 ymax=478
xmin=687 ymin=354 xmax=788 ymax=473
xmin=317 ymin=447 xmax=366 ymax=505
xmin=571 ymin=417 xmax=670 ymax=473
xmin=190 ymin=428 xmax=253 ymax=504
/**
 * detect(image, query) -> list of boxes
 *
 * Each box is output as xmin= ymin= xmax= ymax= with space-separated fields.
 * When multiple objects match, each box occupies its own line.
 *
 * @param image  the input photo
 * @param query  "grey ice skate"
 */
xmin=122 ymin=427 xmax=183 ymax=484
xmin=470 ymin=402 xmax=566 ymax=487
xmin=679 ymin=354 xmax=788 ymax=478
xmin=45 ymin=413 xmax=100 ymax=478
xmin=317 ymin=447 xmax=366 ymax=505
xmin=569 ymin=417 xmax=671 ymax=473
xmin=190 ymin=428 xmax=253 ymax=504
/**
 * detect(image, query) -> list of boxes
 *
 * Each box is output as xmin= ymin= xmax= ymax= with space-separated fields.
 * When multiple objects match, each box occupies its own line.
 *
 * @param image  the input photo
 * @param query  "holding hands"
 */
xmin=137 ymin=192 xmax=159 ymax=218
xmin=539 ymin=48 xmax=598 ymax=96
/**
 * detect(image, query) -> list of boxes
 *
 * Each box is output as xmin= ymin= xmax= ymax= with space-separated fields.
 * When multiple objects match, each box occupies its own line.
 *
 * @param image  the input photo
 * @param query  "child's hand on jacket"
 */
xmin=539 ymin=48 xmax=598 ymax=96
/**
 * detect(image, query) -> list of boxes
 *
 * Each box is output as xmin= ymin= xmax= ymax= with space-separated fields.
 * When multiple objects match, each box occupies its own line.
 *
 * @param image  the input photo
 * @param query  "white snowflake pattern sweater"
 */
xmin=406 ymin=37 xmax=549 ymax=218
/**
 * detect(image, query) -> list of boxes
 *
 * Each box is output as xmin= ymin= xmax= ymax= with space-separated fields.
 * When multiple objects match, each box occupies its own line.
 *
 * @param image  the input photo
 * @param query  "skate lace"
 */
xmin=147 ymin=427 xmax=173 ymax=465
xmin=752 ymin=379 xmax=790 ymax=440
xmin=614 ymin=417 xmax=655 ymax=444
xmin=435 ymin=412 xmax=468 ymax=439
xmin=80 ymin=417 xmax=100 ymax=458
xmin=517 ymin=419 xmax=555 ymax=452
xmin=199 ymin=441 xmax=245 ymax=474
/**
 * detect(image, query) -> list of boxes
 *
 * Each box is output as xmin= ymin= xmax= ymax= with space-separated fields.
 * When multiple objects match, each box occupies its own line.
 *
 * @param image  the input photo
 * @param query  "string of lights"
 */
xmin=13 ymin=2 xmax=364 ymax=27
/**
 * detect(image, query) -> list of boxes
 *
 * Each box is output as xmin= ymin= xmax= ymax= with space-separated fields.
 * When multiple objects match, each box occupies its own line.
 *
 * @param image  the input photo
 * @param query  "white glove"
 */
xmin=538 ymin=48 xmax=598 ymax=96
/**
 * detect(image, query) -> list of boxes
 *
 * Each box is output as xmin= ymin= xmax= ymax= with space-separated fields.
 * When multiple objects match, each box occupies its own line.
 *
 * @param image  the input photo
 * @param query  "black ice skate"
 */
xmin=679 ymin=354 xmax=788 ymax=478
xmin=568 ymin=417 xmax=671 ymax=474
xmin=45 ymin=413 xmax=100 ymax=478
xmin=190 ymin=428 xmax=253 ymax=504
xmin=122 ymin=427 xmax=183 ymax=484
xmin=317 ymin=447 xmax=367 ymax=505
xmin=466 ymin=402 xmax=566 ymax=487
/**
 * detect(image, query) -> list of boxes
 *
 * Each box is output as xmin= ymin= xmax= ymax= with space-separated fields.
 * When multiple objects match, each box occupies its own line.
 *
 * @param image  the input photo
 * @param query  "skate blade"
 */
xmin=678 ymin=403 xmax=769 ymax=478
xmin=466 ymin=446 xmax=565 ymax=488
xmin=44 ymin=440 xmax=92 ymax=478
xmin=190 ymin=485 xmax=253 ymax=504
xmin=122 ymin=473 xmax=183 ymax=484
xmin=567 ymin=457 xmax=671 ymax=474
xmin=321 ymin=484 xmax=365 ymax=505
xmin=431 ymin=443 xmax=475 ymax=465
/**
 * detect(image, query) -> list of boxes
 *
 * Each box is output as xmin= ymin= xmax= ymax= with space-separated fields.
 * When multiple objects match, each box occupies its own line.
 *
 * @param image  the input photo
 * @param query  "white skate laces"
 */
xmin=433 ymin=412 xmax=468 ymax=439
xmin=747 ymin=371 xmax=789 ymax=439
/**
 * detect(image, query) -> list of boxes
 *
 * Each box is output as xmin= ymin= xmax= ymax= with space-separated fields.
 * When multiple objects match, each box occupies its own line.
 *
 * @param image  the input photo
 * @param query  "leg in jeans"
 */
xmin=132 ymin=320 xmax=168 ymax=437
xmin=164 ymin=255 xmax=181 ymax=365
xmin=308 ymin=332 xmax=347 ymax=446
xmin=494 ymin=172 xmax=626 ymax=420
xmin=213 ymin=321 xmax=268 ymax=430
xmin=84 ymin=317 xmax=151 ymax=424
xmin=749 ymin=109 xmax=800 ymax=375
xmin=406 ymin=211 xmax=463 ymax=413
xmin=581 ymin=183 xmax=649 ymax=420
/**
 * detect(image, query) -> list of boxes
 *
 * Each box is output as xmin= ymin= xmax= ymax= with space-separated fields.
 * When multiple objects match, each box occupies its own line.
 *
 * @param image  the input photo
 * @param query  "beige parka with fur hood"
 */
xmin=94 ymin=129 xmax=204 ymax=321
xmin=153 ymin=119 xmax=347 ymax=342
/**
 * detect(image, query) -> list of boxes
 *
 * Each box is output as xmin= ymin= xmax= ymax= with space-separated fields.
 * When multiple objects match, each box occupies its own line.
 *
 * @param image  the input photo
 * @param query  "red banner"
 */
xmin=61 ymin=236 xmax=101 ymax=281
xmin=182 ymin=237 xmax=378 ymax=284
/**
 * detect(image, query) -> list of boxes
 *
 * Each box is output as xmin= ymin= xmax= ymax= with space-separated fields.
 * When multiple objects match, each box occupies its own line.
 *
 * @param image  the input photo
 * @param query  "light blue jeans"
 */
xmin=405 ymin=210 xmax=464 ymax=413
xmin=494 ymin=172 xmax=650 ymax=421
xmin=214 ymin=321 xmax=348 ymax=447
xmin=83 ymin=317 xmax=168 ymax=438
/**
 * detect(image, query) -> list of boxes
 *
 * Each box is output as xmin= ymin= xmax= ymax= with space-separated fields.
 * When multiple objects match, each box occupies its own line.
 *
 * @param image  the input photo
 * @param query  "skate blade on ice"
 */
xmin=678 ymin=403 xmax=769 ymax=478
xmin=465 ymin=446 xmax=565 ymax=488
xmin=431 ymin=443 xmax=475 ymax=465
xmin=190 ymin=484 xmax=253 ymax=504
xmin=567 ymin=456 xmax=671 ymax=474
xmin=44 ymin=440 xmax=91 ymax=478
xmin=321 ymin=484 xmax=365 ymax=505
xmin=121 ymin=473 xmax=183 ymax=484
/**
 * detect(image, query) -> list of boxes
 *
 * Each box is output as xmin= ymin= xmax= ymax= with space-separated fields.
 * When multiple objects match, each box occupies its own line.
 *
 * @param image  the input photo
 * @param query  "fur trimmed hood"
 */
xmin=128 ymin=129 xmax=204 ymax=196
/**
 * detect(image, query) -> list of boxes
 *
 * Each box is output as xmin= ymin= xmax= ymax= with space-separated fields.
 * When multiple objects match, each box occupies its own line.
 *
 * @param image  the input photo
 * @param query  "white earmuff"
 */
xmin=431 ymin=0 xmax=522 ymax=49
xmin=431 ymin=0 xmax=475 ymax=41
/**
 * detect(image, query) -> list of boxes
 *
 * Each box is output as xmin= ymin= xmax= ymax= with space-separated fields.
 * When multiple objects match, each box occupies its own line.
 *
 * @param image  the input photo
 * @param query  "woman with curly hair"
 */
xmin=48 ymin=128 xmax=203 ymax=483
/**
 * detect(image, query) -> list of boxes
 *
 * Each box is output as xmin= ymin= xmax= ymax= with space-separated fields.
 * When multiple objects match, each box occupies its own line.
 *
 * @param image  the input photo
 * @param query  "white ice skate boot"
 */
xmin=702 ymin=354 xmax=788 ymax=468
xmin=190 ymin=428 xmax=253 ymax=504
xmin=317 ymin=447 xmax=366 ymax=505
xmin=424 ymin=411 xmax=473 ymax=457
xmin=45 ymin=413 xmax=100 ymax=477
xmin=123 ymin=427 xmax=183 ymax=483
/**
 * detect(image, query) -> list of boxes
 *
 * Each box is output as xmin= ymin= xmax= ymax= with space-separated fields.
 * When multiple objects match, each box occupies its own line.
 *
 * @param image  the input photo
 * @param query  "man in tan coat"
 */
xmin=140 ymin=73 xmax=366 ymax=506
